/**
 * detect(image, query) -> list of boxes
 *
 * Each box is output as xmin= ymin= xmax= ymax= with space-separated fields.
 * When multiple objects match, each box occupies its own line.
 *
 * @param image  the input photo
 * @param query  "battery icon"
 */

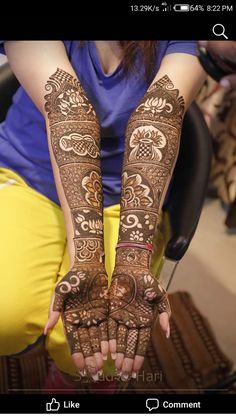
xmin=173 ymin=4 xmax=190 ymax=11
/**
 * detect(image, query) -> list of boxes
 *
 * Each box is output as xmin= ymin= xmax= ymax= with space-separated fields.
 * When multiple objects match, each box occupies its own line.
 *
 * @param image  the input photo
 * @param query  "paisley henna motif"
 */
xmin=59 ymin=133 xmax=99 ymax=158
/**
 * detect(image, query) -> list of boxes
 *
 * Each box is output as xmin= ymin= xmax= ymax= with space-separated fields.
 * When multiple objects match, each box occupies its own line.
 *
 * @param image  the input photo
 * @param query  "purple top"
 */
xmin=0 ymin=41 xmax=197 ymax=207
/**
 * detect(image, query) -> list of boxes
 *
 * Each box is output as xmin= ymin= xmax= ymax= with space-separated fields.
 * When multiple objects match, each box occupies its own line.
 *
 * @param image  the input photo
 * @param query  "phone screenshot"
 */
xmin=0 ymin=3 xmax=235 ymax=417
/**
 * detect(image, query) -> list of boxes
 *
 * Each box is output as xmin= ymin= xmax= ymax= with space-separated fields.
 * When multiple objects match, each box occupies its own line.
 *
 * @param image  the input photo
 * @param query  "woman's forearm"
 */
xmin=44 ymin=68 xmax=104 ymax=269
xmin=117 ymin=75 xmax=185 ymax=259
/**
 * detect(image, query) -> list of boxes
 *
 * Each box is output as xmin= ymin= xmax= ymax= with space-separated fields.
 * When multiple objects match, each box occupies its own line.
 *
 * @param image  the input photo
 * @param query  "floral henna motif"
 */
xmin=129 ymin=126 xmax=166 ymax=162
xmin=45 ymin=68 xmax=95 ymax=124
xmin=109 ymin=75 xmax=184 ymax=359
xmin=74 ymin=239 xmax=104 ymax=264
xmin=44 ymin=68 xmax=108 ymax=358
xmin=121 ymin=172 xmax=154 ymax=208
xmin=82 ymin=171 xmax=103 ymax=209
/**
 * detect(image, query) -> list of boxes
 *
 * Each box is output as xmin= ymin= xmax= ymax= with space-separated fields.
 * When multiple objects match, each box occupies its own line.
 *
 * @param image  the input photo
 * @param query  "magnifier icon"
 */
xmin=212 ymin=24 xmax=228 ymax=39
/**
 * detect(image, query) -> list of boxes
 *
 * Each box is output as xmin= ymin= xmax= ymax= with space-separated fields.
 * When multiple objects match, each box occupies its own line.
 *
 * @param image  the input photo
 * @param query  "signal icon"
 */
xmin=161 ymin=2 xmax=171 ymax=11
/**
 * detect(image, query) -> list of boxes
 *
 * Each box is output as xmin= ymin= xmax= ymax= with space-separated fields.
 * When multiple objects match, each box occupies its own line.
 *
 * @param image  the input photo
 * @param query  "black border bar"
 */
xmin=0 ymin=13 xmax=235 ymax=39
xmin=0 ymin=394 xmax=235 ymax=414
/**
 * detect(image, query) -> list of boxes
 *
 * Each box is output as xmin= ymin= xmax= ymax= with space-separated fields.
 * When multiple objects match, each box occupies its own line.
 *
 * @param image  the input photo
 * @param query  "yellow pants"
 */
xmin=0 ymin=167 xmax=166 ymax=376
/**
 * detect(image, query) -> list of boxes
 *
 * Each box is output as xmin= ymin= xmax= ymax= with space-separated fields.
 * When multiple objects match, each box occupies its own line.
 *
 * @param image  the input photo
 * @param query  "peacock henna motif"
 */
xmin=109 ymin=75 xmax=185 ymax=362
xmin=44 ymin=68 xmax=108 ymax=361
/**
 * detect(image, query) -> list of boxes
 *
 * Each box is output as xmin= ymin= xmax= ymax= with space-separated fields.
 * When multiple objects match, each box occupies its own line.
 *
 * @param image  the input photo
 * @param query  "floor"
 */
xmin=170 ymin=198 xmax=236 ymax=369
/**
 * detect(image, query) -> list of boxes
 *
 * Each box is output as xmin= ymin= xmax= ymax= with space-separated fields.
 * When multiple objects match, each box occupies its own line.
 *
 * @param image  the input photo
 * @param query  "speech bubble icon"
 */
xmin=146 ymin=398 xmax=159 ymax=411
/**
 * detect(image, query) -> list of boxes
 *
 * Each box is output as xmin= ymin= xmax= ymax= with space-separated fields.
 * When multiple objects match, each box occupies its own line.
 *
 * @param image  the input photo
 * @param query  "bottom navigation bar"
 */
xmin=0 ymin=394 xmax=235 ymax=414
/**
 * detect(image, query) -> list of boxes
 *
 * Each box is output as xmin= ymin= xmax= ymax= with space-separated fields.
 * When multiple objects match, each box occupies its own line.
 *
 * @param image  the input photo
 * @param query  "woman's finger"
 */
xmin=159 ymin=311 xmax=170 ymax=338
xmin=115 ymin=353 xmax=125 ymax=373
xmin=44 ymin=311 xmax=60 ymax=335
xmin=78 ymin=327 xmax=99 ymax=380
xmin=116 ymin=324 xmax=128 ymax=356
xmin=115 ymin=325 xmax=131 ymax=374
xmin=136 ymin=327 xmax=151 ymax=358
xmin=156 ymin=292 xmax=171 ymax=319
xmin=72 ymin=352 xmax=86 ymax=375
xmin=120 ymin=357 xmax=133 ymax=381
xmin=125 ymin=329 xmax=138 ymax=358
xmin=220 ymin=74 xmax=236 ymax=89
xmin=44 ymin=293 xmax=61 ymax=334
xmin=89 ymin=326 xmax=103 ymax=371
xmin=132 ymin=328 xmax=150 ymax=375
xmin=108 ymin=318 xmax=118 ymax=359
xmin=64 ymin=322 xmax=86 ymax=375
xmin=133 ymin=354 xmax=145 ymax=377
xmin=119 ymin=328 xmax=139 ymax=380
xmin=98 ymin=321 xmax=109 ymax=360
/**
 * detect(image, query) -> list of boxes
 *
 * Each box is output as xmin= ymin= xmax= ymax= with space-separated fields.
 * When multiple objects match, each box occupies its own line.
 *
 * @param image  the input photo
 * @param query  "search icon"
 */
xmin=212 ymin=24 xmax=228 ymax=39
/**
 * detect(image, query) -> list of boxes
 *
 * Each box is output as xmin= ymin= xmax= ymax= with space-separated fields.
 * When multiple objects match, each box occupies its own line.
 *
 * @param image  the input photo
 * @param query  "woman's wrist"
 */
xmin=114 ymin=245 xmax=152 ymax=270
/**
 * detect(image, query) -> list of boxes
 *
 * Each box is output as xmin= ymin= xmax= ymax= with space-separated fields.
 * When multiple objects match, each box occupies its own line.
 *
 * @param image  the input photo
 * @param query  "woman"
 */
xmin=0 ymin=41 xmax=205 ymax=382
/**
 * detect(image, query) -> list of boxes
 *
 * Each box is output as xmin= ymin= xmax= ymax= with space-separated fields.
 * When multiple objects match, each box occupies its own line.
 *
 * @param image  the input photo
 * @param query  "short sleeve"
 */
xmin=165 ymin=41 xmax=197 ymax=57
xmin=0 ymin=41 xmax=70 ymax=57
xmin=0 ymin=41 xmax=6 ymax=55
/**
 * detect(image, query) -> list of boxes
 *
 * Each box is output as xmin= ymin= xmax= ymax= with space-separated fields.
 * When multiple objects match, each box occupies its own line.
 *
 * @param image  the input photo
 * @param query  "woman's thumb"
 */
xmin=159 ymin=311 xmax=170 ymax=339
xmin=44 ymin=311 xmax=60 ymax=335
xmin=44 ymin=293 xmax=61 ymax=335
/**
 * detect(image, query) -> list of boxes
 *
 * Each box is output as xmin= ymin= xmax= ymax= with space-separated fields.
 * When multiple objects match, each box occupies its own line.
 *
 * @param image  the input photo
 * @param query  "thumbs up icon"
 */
xmin=46 ymin=398 xmax=60 ymax=412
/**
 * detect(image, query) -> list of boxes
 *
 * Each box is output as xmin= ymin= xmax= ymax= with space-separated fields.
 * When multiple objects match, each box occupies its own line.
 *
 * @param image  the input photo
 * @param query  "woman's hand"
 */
xmin=44 ymin=264 xmax=109 ymax=380
xmin=108 ymin=248 xmax=171 ymax=380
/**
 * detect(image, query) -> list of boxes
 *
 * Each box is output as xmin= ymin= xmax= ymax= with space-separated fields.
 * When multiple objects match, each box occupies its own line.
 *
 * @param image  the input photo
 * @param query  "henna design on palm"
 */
xmin=109 ymin=248 xmax=171 ymax=358
xmin=54 ymin=265 xmax=109 ymax=357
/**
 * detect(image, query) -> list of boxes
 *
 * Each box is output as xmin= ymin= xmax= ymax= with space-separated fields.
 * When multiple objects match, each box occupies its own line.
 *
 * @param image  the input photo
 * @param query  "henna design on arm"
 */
xmin=119 ymin=75 xmax=185 ymax=247
xmin=44 ymin=69 xmax=108 ymax=361
xmin=109 ymin=75 xmax=185 ymax=365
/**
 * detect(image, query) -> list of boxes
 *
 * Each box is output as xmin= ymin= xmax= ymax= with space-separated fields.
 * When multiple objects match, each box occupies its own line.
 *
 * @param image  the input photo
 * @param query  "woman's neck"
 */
xmin=94 ymin=41 xmax=123 ymax=75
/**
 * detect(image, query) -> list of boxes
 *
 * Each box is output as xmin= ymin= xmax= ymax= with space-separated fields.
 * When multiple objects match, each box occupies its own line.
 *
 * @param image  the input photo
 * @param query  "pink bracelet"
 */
xmin=116 ymin=242 xmax=153 ymax=252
